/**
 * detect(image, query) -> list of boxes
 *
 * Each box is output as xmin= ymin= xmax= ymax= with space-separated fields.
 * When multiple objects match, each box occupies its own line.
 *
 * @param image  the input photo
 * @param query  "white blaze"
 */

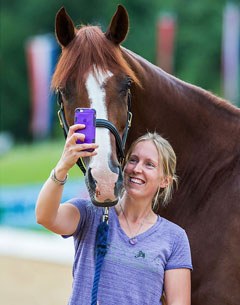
xmin=86 ymin=68 xmax=113 ymax=173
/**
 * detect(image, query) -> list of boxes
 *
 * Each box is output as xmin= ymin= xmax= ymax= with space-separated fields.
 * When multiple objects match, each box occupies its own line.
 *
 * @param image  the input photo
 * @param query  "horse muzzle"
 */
xmin=86 ymin=166 xmax=123 ymax=207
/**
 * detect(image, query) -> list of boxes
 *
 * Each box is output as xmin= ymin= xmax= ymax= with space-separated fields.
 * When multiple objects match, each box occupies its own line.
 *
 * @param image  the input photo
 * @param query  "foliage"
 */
xmin=0 ymin=0 xmax=232 ymax=141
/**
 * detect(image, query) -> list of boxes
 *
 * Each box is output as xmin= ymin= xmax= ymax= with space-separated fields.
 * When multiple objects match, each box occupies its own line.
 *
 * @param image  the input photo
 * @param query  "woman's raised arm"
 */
xmin=35 ymin=124 xmax=98 ymax=235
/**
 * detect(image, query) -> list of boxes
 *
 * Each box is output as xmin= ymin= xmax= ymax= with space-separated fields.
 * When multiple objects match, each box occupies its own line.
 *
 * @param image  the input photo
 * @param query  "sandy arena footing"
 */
xmin=0 ymin=227 xmax=74 ymax=305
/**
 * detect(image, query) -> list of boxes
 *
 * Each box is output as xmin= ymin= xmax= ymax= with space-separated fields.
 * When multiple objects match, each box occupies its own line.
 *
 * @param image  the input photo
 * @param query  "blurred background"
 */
xmin=0 ymin=0 xmax=239 ymax=304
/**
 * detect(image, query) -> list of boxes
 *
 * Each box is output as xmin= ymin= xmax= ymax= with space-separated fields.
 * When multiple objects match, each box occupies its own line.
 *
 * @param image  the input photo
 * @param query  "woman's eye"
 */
xmin=146 ymin=162 xmax=155 ymax=168
xmin=129 ymin=158 xmax=137 ymax=164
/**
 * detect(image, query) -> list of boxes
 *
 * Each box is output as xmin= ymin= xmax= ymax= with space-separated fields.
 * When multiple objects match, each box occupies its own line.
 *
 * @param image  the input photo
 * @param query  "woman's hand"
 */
xmin=55 ymin=124 xmax=98 ymax=178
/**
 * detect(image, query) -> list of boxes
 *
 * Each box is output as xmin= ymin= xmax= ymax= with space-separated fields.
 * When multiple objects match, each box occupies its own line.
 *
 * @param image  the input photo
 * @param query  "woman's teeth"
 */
xmin=130 ymin=177 xmax=145 ymax=185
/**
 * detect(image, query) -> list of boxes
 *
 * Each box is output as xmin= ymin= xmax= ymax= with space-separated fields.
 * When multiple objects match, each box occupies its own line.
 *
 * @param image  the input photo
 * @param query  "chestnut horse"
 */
xmin=52 ymin=5 xmax=240 ymax=305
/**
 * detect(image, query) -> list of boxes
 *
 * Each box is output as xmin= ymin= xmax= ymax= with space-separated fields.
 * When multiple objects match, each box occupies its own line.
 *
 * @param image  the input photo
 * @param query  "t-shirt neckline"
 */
xmin=111 ymin=206 xmax=162 ymax=245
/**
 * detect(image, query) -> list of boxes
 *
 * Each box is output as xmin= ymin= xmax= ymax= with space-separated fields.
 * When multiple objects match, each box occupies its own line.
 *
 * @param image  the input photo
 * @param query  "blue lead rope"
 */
xmin=91 ymin=207 xmax=109 ymax=305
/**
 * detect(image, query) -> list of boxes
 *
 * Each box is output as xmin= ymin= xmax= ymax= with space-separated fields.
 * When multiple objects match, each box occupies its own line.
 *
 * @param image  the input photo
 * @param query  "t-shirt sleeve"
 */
xmin=62 ymin=198 xmax=94 ymax=238
xmin=165 ymin=229 xmax=193 ymax=270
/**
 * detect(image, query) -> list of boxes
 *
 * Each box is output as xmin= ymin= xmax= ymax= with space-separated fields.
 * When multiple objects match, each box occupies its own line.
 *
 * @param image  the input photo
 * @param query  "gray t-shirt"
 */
xmin=65 ymin=199 xmax=192 ymax=305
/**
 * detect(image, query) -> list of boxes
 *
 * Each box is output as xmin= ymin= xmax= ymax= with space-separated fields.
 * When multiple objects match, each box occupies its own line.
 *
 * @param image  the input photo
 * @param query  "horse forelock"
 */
xmin=51 ymin=25 xmax=140 ymax=91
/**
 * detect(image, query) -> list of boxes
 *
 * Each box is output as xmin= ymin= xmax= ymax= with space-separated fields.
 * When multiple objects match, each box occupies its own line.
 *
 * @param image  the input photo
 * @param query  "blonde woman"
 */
xmin=36 ymin=126 xmax=192 ymax=305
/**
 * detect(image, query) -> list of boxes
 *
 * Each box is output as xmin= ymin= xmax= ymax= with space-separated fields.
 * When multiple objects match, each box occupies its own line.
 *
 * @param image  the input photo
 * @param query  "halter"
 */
xmin=56 ymin=89 xmax=132 ymax=175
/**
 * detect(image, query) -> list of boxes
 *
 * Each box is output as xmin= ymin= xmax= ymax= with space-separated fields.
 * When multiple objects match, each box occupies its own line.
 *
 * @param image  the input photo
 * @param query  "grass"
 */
xmin=0 ymin=139 xmax=84 ymax=185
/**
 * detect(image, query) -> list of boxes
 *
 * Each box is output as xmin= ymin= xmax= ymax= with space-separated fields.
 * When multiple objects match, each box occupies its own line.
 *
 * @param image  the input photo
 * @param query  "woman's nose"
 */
xmin=133 ymin=162 xmax=142 ymax=173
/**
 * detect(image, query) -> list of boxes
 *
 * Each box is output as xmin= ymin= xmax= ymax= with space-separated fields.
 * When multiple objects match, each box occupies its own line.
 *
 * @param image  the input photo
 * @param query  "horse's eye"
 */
xmin=126 ymin=77 xmax=132 ymax=88
xmin=59 ymin=86 xmax=73 ymax=101
xmin=119 ymin=77 xmax=132 ymax=95
xmin=58 ymin=88 xmax=66 ymax=96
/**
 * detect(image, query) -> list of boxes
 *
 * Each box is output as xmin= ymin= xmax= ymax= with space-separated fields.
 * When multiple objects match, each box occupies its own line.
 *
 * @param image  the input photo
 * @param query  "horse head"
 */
xmin=52 ymin=5 xmax=139 ymax=207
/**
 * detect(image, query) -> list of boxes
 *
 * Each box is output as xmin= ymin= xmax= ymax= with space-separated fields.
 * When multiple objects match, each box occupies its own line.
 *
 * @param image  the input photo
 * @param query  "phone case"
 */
xmin=74 ymin=108 xmax=96 ymax=146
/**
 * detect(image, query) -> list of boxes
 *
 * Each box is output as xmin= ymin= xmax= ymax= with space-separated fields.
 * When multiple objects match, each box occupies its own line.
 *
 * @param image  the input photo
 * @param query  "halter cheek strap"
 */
xmin=56 ymin=89 xmax=132 ymax=175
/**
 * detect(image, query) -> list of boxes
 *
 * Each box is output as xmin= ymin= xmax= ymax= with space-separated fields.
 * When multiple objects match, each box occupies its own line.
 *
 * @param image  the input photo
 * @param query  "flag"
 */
xmin=26 ymin=34 xmax=59 ymax=139
xmin=222 ymin=3 xmax=240 ymax=106
xmin=156 ymin=13 xmax=176 ymax=74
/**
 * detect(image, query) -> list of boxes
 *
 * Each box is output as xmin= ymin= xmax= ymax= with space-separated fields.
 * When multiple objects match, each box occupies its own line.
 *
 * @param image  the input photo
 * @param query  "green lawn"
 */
xmin=0 ymin=140 xmax=84 ymax=185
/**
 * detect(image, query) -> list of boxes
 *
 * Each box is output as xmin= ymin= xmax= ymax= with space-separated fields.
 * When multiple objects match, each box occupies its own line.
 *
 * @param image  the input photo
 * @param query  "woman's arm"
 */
xmin=164 ymin=268 xmax=191 ymax=305
xmin=35 ymin=124 xmax=98 ymax=235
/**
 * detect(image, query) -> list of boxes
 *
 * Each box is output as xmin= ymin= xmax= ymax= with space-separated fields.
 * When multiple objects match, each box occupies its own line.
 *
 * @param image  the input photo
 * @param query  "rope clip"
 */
xmin=102 ymin=207 xmax=109 ymax=224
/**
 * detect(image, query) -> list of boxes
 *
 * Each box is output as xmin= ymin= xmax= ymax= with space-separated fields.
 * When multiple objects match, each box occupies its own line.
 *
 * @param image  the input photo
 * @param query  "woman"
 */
xmin=36 ymin=124 xmax=192 ymax=305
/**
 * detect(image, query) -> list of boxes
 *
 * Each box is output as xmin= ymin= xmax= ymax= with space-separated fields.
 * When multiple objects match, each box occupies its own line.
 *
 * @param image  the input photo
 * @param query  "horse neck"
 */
xmin=126 ymin=50 xmax=240 ymax=157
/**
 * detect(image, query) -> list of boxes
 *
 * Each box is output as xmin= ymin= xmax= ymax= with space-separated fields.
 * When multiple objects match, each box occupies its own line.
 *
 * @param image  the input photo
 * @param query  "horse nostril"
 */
xmin=87 ymin=168 xmax=97 ymax=189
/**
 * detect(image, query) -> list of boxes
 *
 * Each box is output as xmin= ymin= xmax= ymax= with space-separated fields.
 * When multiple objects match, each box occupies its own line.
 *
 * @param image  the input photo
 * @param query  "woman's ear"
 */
xmin=159 ymin=176 xmax=171 ymax=189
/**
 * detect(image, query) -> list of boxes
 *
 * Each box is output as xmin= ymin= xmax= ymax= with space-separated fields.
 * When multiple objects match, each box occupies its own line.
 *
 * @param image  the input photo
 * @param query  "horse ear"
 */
xmin=105 ymin=5 xmax=129 ymax=45
xmin=55 ymin=7 xmax=76 ymax=47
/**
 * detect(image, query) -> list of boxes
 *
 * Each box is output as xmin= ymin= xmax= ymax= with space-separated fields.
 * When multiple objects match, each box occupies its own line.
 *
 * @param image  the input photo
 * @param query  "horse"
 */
xmin=51 ymin=5 xmax=240 ymax=305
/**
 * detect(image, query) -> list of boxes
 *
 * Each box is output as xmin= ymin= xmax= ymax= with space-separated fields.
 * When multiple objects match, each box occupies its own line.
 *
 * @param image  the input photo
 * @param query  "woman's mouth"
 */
xmin=129 ymin=177 xmax=145 ymax=185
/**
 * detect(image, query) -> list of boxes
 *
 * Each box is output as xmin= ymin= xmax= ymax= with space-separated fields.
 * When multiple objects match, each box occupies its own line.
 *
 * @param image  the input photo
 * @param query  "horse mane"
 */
xmin=51 ymin=25 xmax=140 ymax=90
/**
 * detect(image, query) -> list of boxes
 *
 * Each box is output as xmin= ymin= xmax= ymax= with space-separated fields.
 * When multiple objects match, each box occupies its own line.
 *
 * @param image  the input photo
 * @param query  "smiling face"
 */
xmin=124 ymin=140 xmax=168 ymax=202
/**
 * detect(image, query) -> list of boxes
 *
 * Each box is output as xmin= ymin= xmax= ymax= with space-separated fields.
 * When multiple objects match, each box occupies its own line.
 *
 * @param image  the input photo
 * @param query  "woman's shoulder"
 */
xmin=66 ymin=197 xmax=101 ymax=216
xmin=65 ymin=198 xmax=104 ymax=236
xmin=67 ymin=197 xmax=91 ymax=207
xmin=159 ymin=216 xmax=187 ymax=237
xmin=159 ymin=217 xmax=192 ymax=270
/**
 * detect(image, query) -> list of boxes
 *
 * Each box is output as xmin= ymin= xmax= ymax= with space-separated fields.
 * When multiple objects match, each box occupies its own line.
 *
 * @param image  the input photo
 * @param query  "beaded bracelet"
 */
xmin=50 ymin=168 xmax=68 ymax=185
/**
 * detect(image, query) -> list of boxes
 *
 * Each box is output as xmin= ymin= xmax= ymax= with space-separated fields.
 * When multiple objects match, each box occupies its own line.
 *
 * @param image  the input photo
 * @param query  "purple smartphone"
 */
xmin=74 ymin=108 xmax=96 ymax=149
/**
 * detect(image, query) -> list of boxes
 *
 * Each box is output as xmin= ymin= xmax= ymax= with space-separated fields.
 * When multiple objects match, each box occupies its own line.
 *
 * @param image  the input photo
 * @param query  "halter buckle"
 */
xmin=128 ymin=111 xmax=133 ymax=128
xmin=102 ymin=207 xmax=109 ymax=224
xmin=57 ymin=110 xmax=64 ymax=128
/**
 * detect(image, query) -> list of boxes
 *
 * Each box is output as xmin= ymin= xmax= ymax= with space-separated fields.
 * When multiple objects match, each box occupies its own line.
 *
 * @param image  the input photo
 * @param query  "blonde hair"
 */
xmin=125 ymin=132 xmax=178 ymax=210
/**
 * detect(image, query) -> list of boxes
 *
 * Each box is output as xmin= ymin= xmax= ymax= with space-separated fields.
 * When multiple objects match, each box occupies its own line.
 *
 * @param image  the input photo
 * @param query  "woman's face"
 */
xmin=124 ymin=140 xmax=166 ymax=201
